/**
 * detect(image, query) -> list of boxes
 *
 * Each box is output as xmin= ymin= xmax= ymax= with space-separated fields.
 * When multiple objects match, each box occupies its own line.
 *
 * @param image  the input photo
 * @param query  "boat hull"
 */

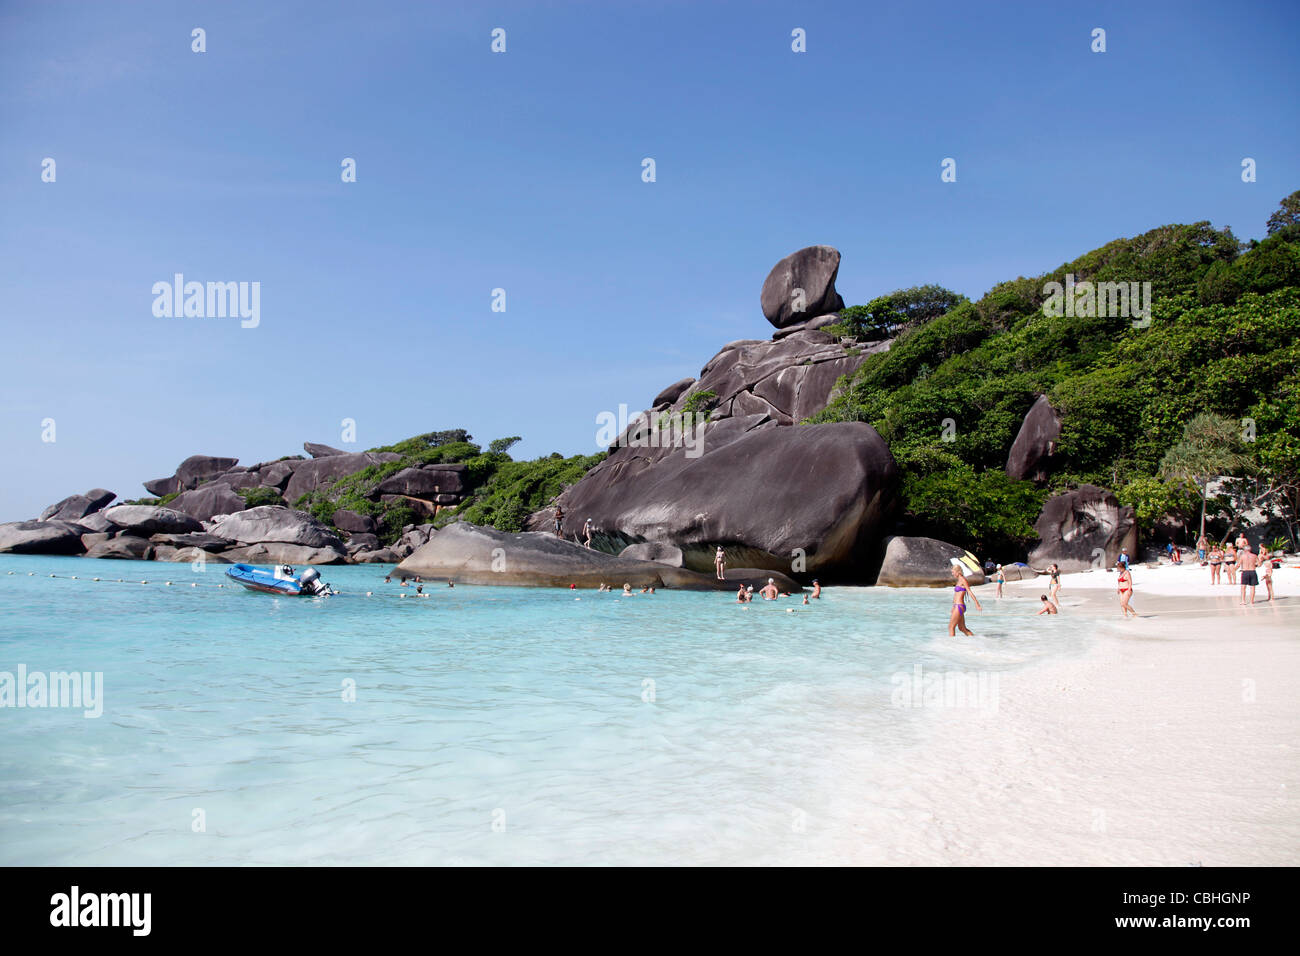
xmin=226 ymin=563 xmax=305 ymax=596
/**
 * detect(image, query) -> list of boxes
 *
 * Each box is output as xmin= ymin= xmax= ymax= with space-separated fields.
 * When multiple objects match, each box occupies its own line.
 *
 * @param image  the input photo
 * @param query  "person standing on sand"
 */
xmin=1208 ymin=545 xmax=1223 ymax=584
xmin=1260 ymin=547 xmax=1276 ymax=602
xmin=1238 ymin=543 xmax=1259 ymax=605
xmin=995 ymin=564 xmax=1005 ymax=599
xmin=1224 ymin=542 xmax=1237 ymax=585
xmin=1048 ymin=564 xmax=1062 ymax=602
xmin=948 ymin=563 xmax=982 ymax=637
xmin=714 ymin=546 xmax=726 ymax=580
xmin=1117 ymin=564 xmax=1136 ymax=618
xmin=1197 ymin=534 xmax=1208 ymax=564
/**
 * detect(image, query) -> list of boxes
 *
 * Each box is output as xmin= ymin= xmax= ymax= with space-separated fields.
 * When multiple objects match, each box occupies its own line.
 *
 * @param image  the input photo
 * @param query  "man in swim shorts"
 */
xmin=1238 ymin=543 xmax=1259 ymax=605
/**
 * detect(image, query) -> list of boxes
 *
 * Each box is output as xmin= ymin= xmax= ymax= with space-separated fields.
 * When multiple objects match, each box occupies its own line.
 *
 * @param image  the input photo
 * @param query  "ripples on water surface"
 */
xmin=0 ymin=556 xmax=1095 ymax=865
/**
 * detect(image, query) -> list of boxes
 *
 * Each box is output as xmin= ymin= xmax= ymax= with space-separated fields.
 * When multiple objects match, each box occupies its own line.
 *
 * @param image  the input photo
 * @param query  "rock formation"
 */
xmin=760 ymin=245 xmax=845 ymax=329
xmin=395 ymin=523 xmax=803 ymax=591
xmin=875 ymin=536 xmax=986 ymax=588
xmin=1005 ymin=395 xmax=1062 ymax=482
xmin=1027 ymin=484 xmax=1138 ymax=572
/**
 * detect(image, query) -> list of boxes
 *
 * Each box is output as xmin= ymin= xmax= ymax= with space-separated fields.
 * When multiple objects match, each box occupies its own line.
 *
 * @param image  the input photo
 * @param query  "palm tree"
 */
xmin=1159 ymin=413 xmax=1252 ymax=540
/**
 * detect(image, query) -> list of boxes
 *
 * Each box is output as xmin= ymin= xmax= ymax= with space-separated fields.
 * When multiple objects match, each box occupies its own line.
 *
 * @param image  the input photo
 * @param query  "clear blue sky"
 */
xmin=2 ymin=0 xmax=1297 ymax=521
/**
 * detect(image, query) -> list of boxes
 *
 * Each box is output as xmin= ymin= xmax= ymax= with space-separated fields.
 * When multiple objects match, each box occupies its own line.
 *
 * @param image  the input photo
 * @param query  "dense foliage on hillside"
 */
xmin=809 ymin=192 xmax=1300 ymax=557
xmin=294 ymin=431 xmax=604 ymax=544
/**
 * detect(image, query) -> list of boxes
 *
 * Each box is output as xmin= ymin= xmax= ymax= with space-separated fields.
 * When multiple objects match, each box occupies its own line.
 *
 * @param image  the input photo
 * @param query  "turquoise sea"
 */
xmin=0 ymin=555 xmax=1094 ymax=865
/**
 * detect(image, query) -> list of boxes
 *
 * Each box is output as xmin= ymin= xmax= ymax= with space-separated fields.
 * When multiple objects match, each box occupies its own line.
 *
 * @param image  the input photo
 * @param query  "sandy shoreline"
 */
xmin=840 ymin=561 xmax=1300 ymax=865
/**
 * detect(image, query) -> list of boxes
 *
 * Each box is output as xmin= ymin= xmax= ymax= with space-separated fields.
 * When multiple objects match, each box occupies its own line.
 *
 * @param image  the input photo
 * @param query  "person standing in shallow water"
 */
xmin=948 ymin=563 xmax=982 ymax=637
xmin=714 ymin=546 xmax=726 ymax=580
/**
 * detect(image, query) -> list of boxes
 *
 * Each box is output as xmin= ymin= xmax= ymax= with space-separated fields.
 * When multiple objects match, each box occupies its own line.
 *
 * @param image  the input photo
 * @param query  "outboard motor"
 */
xmin=297 ymin=566 xmax=330 ymax=596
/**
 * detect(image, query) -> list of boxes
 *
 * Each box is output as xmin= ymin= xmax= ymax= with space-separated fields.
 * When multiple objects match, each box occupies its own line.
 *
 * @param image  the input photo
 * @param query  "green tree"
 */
xmin=1158 ymin=412 xmax=1253 ymax=539
xmin=1266 ymin=190 xmax=1300 ymax=236
xmin=488 ymin=436 xmax=522 ymax=456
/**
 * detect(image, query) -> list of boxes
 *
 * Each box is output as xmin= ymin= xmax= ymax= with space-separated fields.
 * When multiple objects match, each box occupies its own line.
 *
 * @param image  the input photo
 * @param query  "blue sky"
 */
xmin=1 ymin=0 xmax=1297 ymax=520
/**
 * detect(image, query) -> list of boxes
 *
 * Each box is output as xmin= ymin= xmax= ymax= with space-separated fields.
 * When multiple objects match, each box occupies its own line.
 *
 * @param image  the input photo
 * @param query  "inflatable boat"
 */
xmin=226 ymin=563 xmax=333 ymax=596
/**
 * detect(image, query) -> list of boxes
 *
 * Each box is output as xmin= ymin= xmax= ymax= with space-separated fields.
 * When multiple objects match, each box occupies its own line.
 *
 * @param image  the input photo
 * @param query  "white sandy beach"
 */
xmin=837 ymin=560 xmax=1300 ymax=865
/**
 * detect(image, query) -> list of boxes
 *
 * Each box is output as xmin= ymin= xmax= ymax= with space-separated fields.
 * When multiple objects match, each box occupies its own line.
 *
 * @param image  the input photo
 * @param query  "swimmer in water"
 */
xmin=760 ymin=578 xmax=779 ymax=600
xmin=811 ymin=579 xmax=821 ymax=599
xmin=1036 ymin=594 xmax=1058 ymax=615
xmin=736 ymin=585 xmax=747 ymax=603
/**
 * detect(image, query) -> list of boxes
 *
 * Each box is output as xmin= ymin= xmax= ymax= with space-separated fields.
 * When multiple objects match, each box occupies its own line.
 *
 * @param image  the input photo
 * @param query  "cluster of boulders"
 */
xmin=522 ymin=244 xmax=1137 ymax=587
xmin=0 ymin=440 xmax=478 ymax=566
xmin=2 ymin=245 xmax=1141 ymax=586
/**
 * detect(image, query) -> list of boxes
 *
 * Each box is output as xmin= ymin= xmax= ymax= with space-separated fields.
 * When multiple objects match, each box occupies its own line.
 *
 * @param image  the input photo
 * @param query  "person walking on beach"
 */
xmin=1037 ymin=594 xmax=1058 ymax=615
xmin=948 ymin=562 xmax=982 ymax=637
xmin=714 ymin=546 xmax=726 ymax=580
xmin=1197 ymin=534 xmax=1208 ymax=564
xmin=1117 ymin=548 xmax=1131 ymax=571
xmin=1048 ymin=564 xmax=1062 ymax=603
xmin=1208 ymin=545 xmax=1223 ymax=584
xmin=1238 ymin=543 xmax=1259 ymax=606
xmin=1117 ymin=563 xmax=1136 ymax=618
xmin=994 ymin=564 xmax=1005 ymax=598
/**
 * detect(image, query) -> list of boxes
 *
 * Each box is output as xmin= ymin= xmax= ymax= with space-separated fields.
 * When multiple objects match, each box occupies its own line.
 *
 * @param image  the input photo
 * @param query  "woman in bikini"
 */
xmin=948 ymin=563 xmax=982 ymax=637
xmin=1223 ymin=542 xmax=1237 ymax=585
xmin=1117 ymin=563 xmax=1136 ymax=618
xmin=994 ymin=564 xmax=1005 ymax=599
xmin=1260 ymin=546 xmax=1276 ymax=602
xmin=1208 ymin=545 xmax=1223 ymax=584
xmin=1048 ymin=563 xmax=1062 ymax=603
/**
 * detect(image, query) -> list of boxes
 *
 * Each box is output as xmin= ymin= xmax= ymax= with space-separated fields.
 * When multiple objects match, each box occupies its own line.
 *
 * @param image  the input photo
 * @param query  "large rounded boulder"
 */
xmin=99 ymin=505 xmax=203 ymax=536
xmin=1005 ymin=395 xmax=1062 ymax=482
xmin=0 ymin=520 xmax=87 ymax=555
xmin=1028 ymin=484 xmax=1138 ymax=572
xmin=760 ymin=245 xmax=846 ymax=329
xmin=875 ymin=536 xmax=986 ymax=588
xmin=168 ymin=483 xmax=247 ymax=522
xmin=552 ymin=421 xmax=898 ymax=579
xmin=207 ymin=506 xmax=344 ymax=552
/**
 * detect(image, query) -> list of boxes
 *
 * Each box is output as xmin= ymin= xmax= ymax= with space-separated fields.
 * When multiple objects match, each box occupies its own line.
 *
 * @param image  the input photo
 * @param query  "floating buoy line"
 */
xmin=4 ymin=570 xmax=442 ymax=600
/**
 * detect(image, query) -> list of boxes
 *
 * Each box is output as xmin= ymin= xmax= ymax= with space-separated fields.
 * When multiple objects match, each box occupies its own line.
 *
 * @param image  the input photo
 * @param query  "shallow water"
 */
xmin=0 ymin=555 xmax=1095 ymax=865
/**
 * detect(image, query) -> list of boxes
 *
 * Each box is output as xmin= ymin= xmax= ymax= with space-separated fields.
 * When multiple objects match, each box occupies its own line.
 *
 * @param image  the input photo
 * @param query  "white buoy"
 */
xmin=366 ymin=591 xmax=372 ymax=596
xmin=165 ymin=581 xmax=172 ymax=586
xmin=191 ymin=583 xmax=197 ymax=587
xmin=50 ymin=573 xmax=55 ymax=578
xmin=71 ymin=576 xmax=78 ymax=580
xmin=141 ymin=580 xmax=148 ymax=585
xmin=93 ymin=577 xmax=100 ymax=582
